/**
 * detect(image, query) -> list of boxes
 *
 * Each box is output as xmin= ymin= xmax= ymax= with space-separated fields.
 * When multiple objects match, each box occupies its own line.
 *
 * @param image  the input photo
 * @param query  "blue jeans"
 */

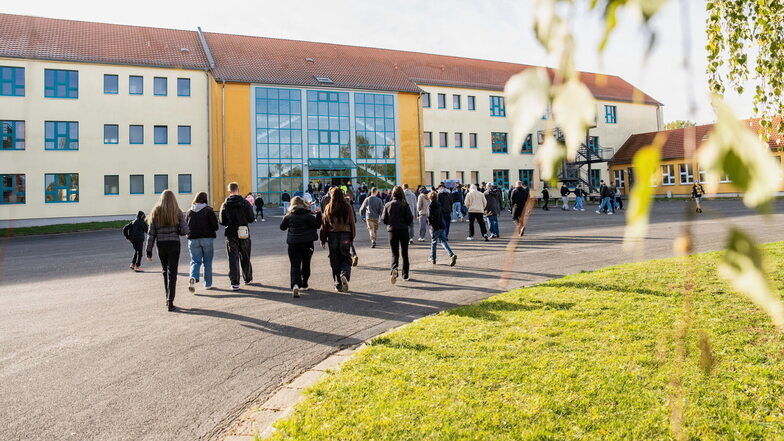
xmin=575 ymin=196 xmax=584 ymax=210
xmin=188 ymin=238 xmax=215 ymax=287
xmin=599 ymin=197 xmax=614 ymax=213
xmin=430 ymin=228 xmax=454 ymax=261
xmin=452 ymin=202 xmax=463 ymax=220
xmin=487 ymin=215 xmax=499 ymax=236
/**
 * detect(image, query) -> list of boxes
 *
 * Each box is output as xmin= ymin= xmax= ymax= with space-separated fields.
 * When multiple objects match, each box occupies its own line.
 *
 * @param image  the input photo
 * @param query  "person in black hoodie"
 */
xmin=254 ymin=193 xmax=265 ymax=221
xmin=382 ymin=186 xmax=414 ymax=284
xmin=185 ymin=192 xmax=219 ymax=292
xmin=123 ymin=211 xmax=148 ymax=272
xmin=427 ymin=191 xmax=457 ymax=266
xmin=280 ymin=196 xmax=322 ymax=298
xmin=541 ymin=187 xmax=550 ymax=210
xmin=219 ymin=182 xmax=256 ymax=290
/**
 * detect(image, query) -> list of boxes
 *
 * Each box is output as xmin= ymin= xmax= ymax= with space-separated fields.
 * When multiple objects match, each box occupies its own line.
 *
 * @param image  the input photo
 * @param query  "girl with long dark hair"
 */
xmin=382 ymin=186 xmax=414 ymax=284
xmin=319 ymin=187 xmax=356 ymax=292
xmin=146 ymin=190 xmax=189 ymax=311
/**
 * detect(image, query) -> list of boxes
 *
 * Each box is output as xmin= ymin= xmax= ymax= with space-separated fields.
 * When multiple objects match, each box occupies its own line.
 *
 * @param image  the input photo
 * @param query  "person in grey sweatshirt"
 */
xmin=403 ymin=184 xmax=418 ymax=245
xmin=416 ymin=189 xmax=431 ymax=241
xmin=359 ymin=187 xmax=385 ymax=248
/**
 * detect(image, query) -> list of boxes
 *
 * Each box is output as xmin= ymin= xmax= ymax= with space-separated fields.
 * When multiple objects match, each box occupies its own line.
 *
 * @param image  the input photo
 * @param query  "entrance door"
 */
xmin=310 ymin=168 xmax=353 ymax=193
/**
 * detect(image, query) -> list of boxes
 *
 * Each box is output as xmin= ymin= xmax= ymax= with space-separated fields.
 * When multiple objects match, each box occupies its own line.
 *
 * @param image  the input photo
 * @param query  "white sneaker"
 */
xmin=300 ymin=286 xmax=309 ymax=292
xmin=580 ymin=209 xmax=585 ymax=211
xmin=467 ymin=236 xmax=475 ymax=241
xmin=261 ymin=219 xmax=266 ymax=222
xmin=188 ymin=277 xmax=196 ymax=293
xmin=292 ymin=285 xmax=300 ymax=298
xmin=451 ymin=219 xmax=456 ymax=223
xmin=607 ymin=212 xmax=614 ymax=215
xmin=204 ymin=285 xmax=213 ymax=290
xmin=573 ymin=207 xmax=578 ymax=211
xmin=231 ymin=285 xmax=240 ymax=291
xmin=595 ymin=210 xmax=601 ymax=214
xmin=340 ymin=275 xmax=349 ymax=293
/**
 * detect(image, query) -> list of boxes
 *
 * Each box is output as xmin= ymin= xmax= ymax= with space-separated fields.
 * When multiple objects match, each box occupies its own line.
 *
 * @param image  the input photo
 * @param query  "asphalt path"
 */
xmin=1 ymin=200 xmax=782 ymax=441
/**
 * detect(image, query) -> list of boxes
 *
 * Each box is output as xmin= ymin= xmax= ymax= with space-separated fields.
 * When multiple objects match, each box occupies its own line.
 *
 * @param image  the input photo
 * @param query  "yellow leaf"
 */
xmin=720 ymin=228 xmax=784 ymax=331
xmin=505 ymin=68 xmax=551 ymax=151
xmin=553 ymin=78 xmax=597 ymax=160
xmin=535 ymin=134 xmax=564 ymax=182
xmin=624 ymin=135 xmax=665 ymax=252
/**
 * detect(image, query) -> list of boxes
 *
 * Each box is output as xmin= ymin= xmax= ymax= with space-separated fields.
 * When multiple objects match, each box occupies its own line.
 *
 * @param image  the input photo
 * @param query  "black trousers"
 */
xmin=287 ymin=242 xmax=314 ymax=288
xmin=468 ymin=213 xmax=487 ymax=238
xmin=542 ymin=199 xmax=550 ymax=210
xmin=389 ymin=229 xmax=410 ymax=277
xmin=327 ymin=232 xmax=352 ymax=283
xmin=256 ymin=206 xmax=264 ymax=220
xmin=131 ymin=239 xmax=144 ymax=267
xmin=156 ymin=241 xmax=180 ymax=302
xmin=226 ymin=237 xmax=253 ymax=286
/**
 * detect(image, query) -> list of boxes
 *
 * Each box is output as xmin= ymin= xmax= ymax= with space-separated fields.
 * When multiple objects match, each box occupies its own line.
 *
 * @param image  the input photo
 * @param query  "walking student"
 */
xmin=254 ymin=193 xmax=265 ymax=221
xmin=451 ymin=184 xmax=465 ymax=222
xmin=573 ymin=184 xmax=586 ymax=211
xmin=437 ymin=184 xmax=453 ymax=238
xmin=596 ymin=180 xmax=614 ymax=215
xmin=219 ymin=182 xmax=256 ymax=290
xmin=484 ymin=183 xmax=502 ymax=238
xmin=403 ymin=184 xmax=418 ymax=244
xmin=416 ymin=188 xmax=431 ymax=241
xmin=359 ymin=187 xmax=384 ymax=248
xmin=145 ymin=190 xmax=189 ymax=311
xmin=464 ymin=184 xmax=489 ymax=241
xmin=541 ymin=187 xmax=550 ymax=211
xmin=185 ymin=192 xmax=219 ymax=292
xmin=510 ymin=181 xmax=530 ymax=236
xmin=692 ymin=181 xmax=705 ymax=213
xmin=280 ymin=196 xmax=321 ymax=298
xmin=427 ymin=191 xmax=457 ymax=266
xmin=320 ymin=187 xmax=356 ymax=293
xmin=614 ymin=186 xmax=624 ymax=210
xmin=123 ymin=211 xmax=148 ymax=272
xmin=560 ymin=183 xmax=570 ymax=211
xmin=382 ymin=186 xmax=414 ymax=284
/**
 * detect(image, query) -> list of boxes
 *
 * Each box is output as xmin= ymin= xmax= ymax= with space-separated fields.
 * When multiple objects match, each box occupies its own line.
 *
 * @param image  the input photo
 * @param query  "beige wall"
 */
xmin=0 ymin=58 xmax=209 ymax=225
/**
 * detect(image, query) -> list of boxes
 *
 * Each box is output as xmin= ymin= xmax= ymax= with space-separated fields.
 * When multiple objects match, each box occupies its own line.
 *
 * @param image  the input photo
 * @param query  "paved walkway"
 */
xmin=1 ymin=200 xmax=782 ymax=441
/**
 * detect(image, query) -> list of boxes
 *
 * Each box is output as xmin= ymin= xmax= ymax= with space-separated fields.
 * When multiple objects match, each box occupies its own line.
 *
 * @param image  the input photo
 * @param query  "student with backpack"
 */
xmin=280 ymin=196 xmax=322 ymax=298
xmin=320 ymin=187 xmax=356 ymax=293
xmin=123 ymin=211 xmax=148 ymax=272
xmin=219 ymin=182 xmax=256 ymax=290
xmin=145 ymin=190 xmax=189 ymax=311
xmin=185 ymin=192 xmax=219 ymax=292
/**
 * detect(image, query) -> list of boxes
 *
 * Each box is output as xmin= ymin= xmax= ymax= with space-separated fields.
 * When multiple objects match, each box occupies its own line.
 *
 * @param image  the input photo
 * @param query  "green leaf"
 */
xmin=552 ymin=78 xmax=597 ymax=159
xmin=505 ymin=68 xmax=551 ymax=151
xmin=535 ymin=135 xmax=564 ymax=182
xmin=720 ymin=228 xmax=784 ymax=331
xmin=624 ymin=138 xmax=663 ymax=252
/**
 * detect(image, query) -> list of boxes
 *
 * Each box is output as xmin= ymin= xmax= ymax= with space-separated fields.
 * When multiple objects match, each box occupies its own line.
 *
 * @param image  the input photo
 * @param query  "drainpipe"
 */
xmin=205 ymin=70 xmax=212 ymax=203
xmin=221 ymin=80 xmax=227 ymax=202
xmin=416 ymin=93 xmax=424 ymax=185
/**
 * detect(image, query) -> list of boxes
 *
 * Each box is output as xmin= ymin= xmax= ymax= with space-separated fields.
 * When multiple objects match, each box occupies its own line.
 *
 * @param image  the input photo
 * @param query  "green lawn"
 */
xmin=0 ymin=220 xmax=129 ymax=237
xmin=267 ymin=243 xmax=784 ymax=441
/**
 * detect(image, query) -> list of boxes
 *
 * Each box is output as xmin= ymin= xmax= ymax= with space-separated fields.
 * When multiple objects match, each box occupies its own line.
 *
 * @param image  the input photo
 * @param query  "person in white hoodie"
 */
xmin=403 ymin=184 xmax=418 ymax=245
xmin=464 ymin=184 xmax=489 ymax=241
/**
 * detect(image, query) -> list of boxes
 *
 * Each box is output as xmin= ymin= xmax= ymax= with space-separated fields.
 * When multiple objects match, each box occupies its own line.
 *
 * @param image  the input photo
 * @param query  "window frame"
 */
xmin=470 ymin=171 xmax=479 ymax=185
xmin=154 ymin=125 xmax=168 ymax=145
xmin=678 ymin=163 xmax=694 ymax=185
xmin=661 ymin=164 xmax=675 ymax=186
xmin=0 ymin=66 xmax=25 ymax=97
xmin=440 ymin=171 xmax=450 ymax=181
xmin=177 ymin=78 xmax=191 ymax=97
xmin=491 ymin=132 xmax=508 ymax=153
xmin=437 ymin=93 xmax=446 ymax=109
xmin=521 ymin=133 xmax=533 ymax=154
xmin=423 ymin=131 xmax=432 ymax=148
xmin=129 ymin=174 xmax=145 ymax=195
xmin=44 ymin=121 xmax=79 ymax=150
xmin=104 ymin=175 xmax=119 ymax=195
xmin=153 ymin=77 xmax=168 ymax=96
xmin=518 ymin=169 xmax=534 ymax=187
xmin=104 ymin=124 xmax=119 ymax=144
xmin=614 ymin=169 xmax=625 ymax=188
xmin=604 ymin=105 xmax=617 ymax=124
xmin=44 ymin=69 xmax=78 ymax=99
xmin=129 ymin=75 xmax=144 ymax=95
xmin=469 ymin=133 xmax=477 ymax=148
xmin=1 ymin=120 xmax=25 ymax=150
xmin=454 ymin=132 xmax=463 ymax=148
xmin=177 ymin=125 xmax=191 ymax=145
xmin=154 ymin=174 xmax=168 ymax=194
xmin=453 ymin=94 xmax=461 ymax=110
xmin=178 ymin=174 xmax=192 ymax=194
xmin=0 ymin=173 xmax=25 ymax=204
xmin=44 ymin=173 xmax=79 ymax=203
xmin=467 ymin=95 xmax=476 ymax=111
xmin=129 ymin=125 xmax=144 ymax=144
xmin=422 ymin=92 xmax=431 ymax=108
xmin=490 ymin=95 xmax=506 ymax=117
xmin=439 ymin=132 xmax=448 ymax=148
xmin=103 ymin=74 xmax=118 ymax=94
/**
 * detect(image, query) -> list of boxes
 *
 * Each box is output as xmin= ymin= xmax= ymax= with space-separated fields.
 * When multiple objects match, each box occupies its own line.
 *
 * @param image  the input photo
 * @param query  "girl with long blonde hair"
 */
xmin=146 ymin=190 xmax=189 ymax=311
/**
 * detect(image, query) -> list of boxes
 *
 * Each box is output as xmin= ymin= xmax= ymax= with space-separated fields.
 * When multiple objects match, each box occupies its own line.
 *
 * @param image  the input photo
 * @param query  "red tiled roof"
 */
xmin=611 ymin=118 xmax=784 ymax=165
xmin=0 ymin=14 xmax=208 ymax=69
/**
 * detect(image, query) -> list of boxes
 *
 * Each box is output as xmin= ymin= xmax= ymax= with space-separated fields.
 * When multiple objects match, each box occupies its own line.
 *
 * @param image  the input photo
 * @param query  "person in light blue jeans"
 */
xmin=427 ymin=192 xmax=457 ymax=266
xmin=573 ymin=184 xmax=585 ymax=211
xmin=185 ymin=192 xmax=219 ymax=291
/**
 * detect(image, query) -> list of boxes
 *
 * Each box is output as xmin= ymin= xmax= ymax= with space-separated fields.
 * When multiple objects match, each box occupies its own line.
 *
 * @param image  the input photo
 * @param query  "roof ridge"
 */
xmin=0 ymin=12 xmax=197 ymax=34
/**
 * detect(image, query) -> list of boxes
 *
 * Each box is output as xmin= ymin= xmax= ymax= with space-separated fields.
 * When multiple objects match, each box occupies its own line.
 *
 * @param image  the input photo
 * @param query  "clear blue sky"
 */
xmin=6 ymin=0 xmax=753 ymax=124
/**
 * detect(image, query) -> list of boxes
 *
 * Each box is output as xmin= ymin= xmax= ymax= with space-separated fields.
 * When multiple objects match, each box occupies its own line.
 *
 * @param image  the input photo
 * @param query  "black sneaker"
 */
xmin=371 ymin=241 xmax=376 ymax=248
xmin=450 ymin=255 xmax=457 ymax=266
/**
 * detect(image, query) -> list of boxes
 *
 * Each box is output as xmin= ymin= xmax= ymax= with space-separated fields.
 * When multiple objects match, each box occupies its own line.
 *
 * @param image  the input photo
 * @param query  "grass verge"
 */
xmin=0 ymin=220 xmax=129 ymax=237
xmin=266 ymin=243 xmax=784 ymax=440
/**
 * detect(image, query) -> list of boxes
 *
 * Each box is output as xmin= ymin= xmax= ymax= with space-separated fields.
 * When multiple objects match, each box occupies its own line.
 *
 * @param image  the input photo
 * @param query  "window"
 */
xmin=467 ymin=96 xmax=476 ymax=111
xmin=104 ymin=175 xmax=119 ymax=195
xmin=698 ymin=167 xmax=707 ymax=183
xmin=491 ymin=132 xmax=508 ymax=153
xmin=178 ymin=174 xmax=192 ymax=194
xmin=314 ymin=76 xmax=333 ymax=84
xmin=439 ymin=132 xmax=448 ymax=148
xmin=425 ymin=171 xmax=434 ymax=187
xmin=44 ymin=173 xmax=79 ymax=202
xmin=605 ymin=105 xmax=617 ymax=124
xmin=1 ymin=174 xmax=25 ymax=204
xmin=129 ymin=125 xmax=144 ymax=144
xmin=537 ymin=130 xmax=545 ymax=144
xmin=453 ymin=94 xmax=461 ymax=109
xmin=44 ymin=69 xmax=78 ymax=98
xmin=154 ymin=174 xmax=168 ymax=193
xmin=521 ymin=134 xmax=533 ymax=154
xmin=104 ymin=124 xmax=119 ymax=144
xmin=437 ymin=93 xmax=446 ymax=109
xmin=679 ymin=164 xmax=694 ymax=184
xmin=424 ymin=131 xmax=432 ymax=147
xmin=469 ymin=133 xmax=477 ymax=148
xmin=103 ymin=74 xmax=118 ymax=94
xmin=153 ymin=77 xmax=167 ymax=96
xmin=590 ymin=170 xmax=601 ymax=189
xmin=422 ymin=93 xmax=431 ymax=108
xmin=490 ymin=95 xmax=505 ymax=117
xmin=129 ymin=76 xmax=143 ymax=95
xmin=541 ymin=107 xmax=551 ymax=120
xmin=627 ymin=167 xmax=635 ymax=187
xmin=154 ymin=126 xmax=168 ymax=144
xmin=519 ymin=169 xmax=534 ymax=187
xmin=177 ymin=126 xmax=191 ymax=145
xmin=720 ymin=174 xmax=732 ymax=183
xmin=454 ymin=132 xmax=463 ymax=148
xmin=1 ymin=121 xmax=25 ymax=150
xmin=456 ymin=171 xmax=465 ymax=183
xmin=493 ymin=169 xmax=510 ymax=188
xmin=661 ymin=164 xmax=675 ymax=185
xmin=471 ymin=171 xmax=479 ymax=184
xmin=45 ymin=121 xmax=79 ymax=150
xmin=587 ymin=136 xmax=599 ymax=151
xmin=1 ymin=66 xmax=25 ymax=96
xmin=440 ymin=171 xmax=450 ymax=181
xmin=614 ymin=169 xmax=625 ymax=188
xmin=130 ymin=175 xmax=144 ymax=194
xmin=177 ymin=78 xmax=190 ymax=96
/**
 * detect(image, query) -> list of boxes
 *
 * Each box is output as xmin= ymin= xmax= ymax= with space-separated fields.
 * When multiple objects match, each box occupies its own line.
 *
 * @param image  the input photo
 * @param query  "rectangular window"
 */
xmin=679 ymin=163 xmax=694 ymax=184
xmin=453 ymin=94 xmax=461 ymax=109
xmin=471 ymin=171 xmax=479 ymax=184
xmin=154 ymin=174 xmax=168 ymax=193
xmin=422 ymin=92 xmax=431 ymax=108
xmin=439 ymin=132 xmax=448 ymax=148
xmin=424 ymin=131 xmax=432 ymax=147
xmin=454 ymin=132 xmax=463 ymax=148
xmin=590 ymin=170 xmax=601 ymax=189
xmin=661 ymin=164 xmax=675 ymax=185
xmin=469 ymin=133 xmax=477 ymax=148
xmin=178 ymin=174 xmax=192 ymax=194
xmin=1 ymin=121 xmax=25 ymax=150
xmin=1 ymin=174 xmax=25 ymax=204
xmin=425 ymin=171 xmax=434 ymax=187
xmin=521 ymin=134 xmax=533 ymax=154
xmin=467 ymin=96 xmax=475 ymax=111
xmin=44 ymin=69 xmax=78 ymax=98
xmin=490 ymin=95 xmax=506 ymax=117
xmin=153 ymin=77 xmax=167 ymax=96
xmin=130 ymin=175 xmax=144 ymax=194
xmin=104 ymin=124 xmax=119 ymax=144
xmin=44 ymin=121 xmax=79 ymax=150
xmin=437 ymin=93 xmax=446 ymax=109
xmin=129 ymin=125 xmax=144 ymax=144
xmin=587 ymin=136 xmax=599 ymax=151
xmin=605 ymin=105 xmax=617 ymax=124
xmin=44 ymin=173 xmax=79 ymax=202
xmin=698 ymin=167 xmax=707 ymax=183
xmin=177 ymin=125 xmax=191 ymax=145
xmin=537 ymin=130 xmax=545 ymax=144
xmin=103 ymin=74 xmax=118 ymax=94
xmin=720 ymin=174 xmax=732 ymax=183
xmin=614 ymin=169 xmax=625 ymax=188
xmin=456 ymin=171 xmax=465 ymax=183
xmin=519 ymin=169 xmax=534 ymax=187
xmin=177 ymin=78 xmax=190 ymax=96
xmin=1 ymin=66 xmax=25 ymax=96
xmin=129 ymin=76 xmax=143 ymax=95
xmin=493 ymin=169 xmax=510 ymax=189
xmin=440 ymin=171 xmax=450 ymax=181
xmin=627 ymin=167 xmax=635 ymax=187
xmin=154 ymin=125 xmax=168 ymax=144
xmin=491 ymin=132 xmax=508 ymax=153
xmin=104 ymin=175 xmax=119 ymax=195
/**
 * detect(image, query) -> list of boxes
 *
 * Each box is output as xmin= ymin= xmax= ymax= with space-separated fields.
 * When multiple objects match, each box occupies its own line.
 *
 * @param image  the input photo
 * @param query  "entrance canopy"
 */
xmin=308 ymin=158 xmax=357 ymax=170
